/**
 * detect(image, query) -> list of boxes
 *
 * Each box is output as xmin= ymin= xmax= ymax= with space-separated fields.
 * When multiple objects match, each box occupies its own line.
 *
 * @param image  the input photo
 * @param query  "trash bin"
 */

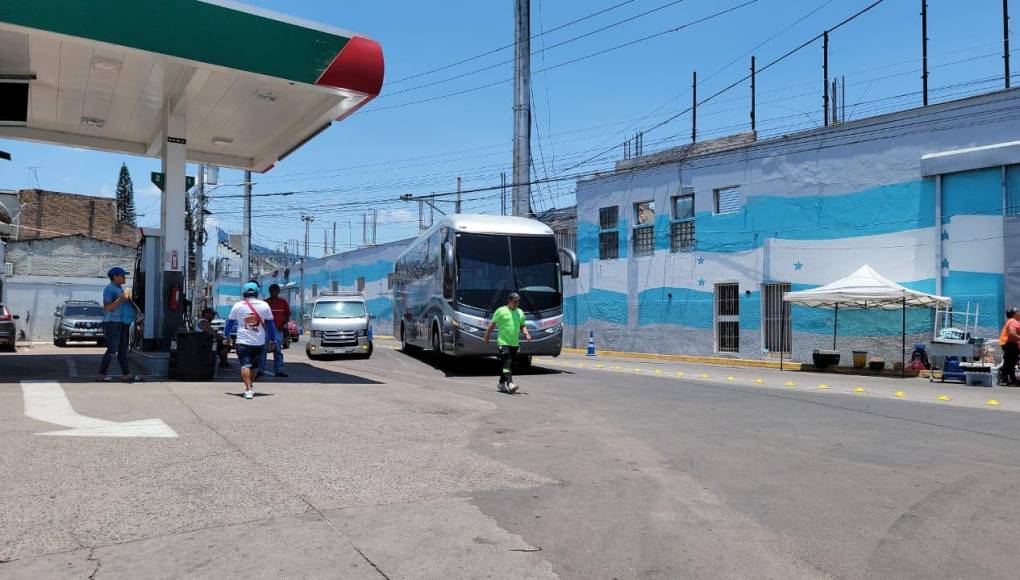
xmin=169 ymin=332 xmax=215 ymax=381
xmin=852 ymin=351 xmax=867 ymax=369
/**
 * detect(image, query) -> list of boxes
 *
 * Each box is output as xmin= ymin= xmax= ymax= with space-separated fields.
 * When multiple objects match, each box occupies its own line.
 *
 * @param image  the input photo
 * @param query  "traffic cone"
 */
xmin=586 ymin=330 xmax=597 ymax=357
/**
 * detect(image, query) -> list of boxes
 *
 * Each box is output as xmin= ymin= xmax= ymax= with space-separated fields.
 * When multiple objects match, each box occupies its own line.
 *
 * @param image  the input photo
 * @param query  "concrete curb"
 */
xmin=561 ymin=348 xmax=802 ymax=370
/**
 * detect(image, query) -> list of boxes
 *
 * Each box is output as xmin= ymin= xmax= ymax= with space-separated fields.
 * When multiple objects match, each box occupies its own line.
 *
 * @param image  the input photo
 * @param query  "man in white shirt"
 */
xmin=225 ymin=282 xmax=278 ymax=399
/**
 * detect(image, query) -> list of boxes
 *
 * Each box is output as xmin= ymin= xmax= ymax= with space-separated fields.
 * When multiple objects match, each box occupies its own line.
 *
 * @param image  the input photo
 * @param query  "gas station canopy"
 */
xmin=0 ymin=0 xmax=384 ymax=172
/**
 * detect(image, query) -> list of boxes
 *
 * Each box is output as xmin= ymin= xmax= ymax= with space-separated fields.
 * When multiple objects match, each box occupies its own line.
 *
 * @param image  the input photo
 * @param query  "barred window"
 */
xmin=632 ymin=225 xmax=654 ymax=256
xmin=670 ymin=194 xmax=695 ymax=253
xmin=599 ymin=206 xmax=620 ymax=260
xmin=356 ymin=277 xmax=365 ymax=292
xmin=599 ymin=230 xmax=619 ymax=260
xmin=599 ymin=206 xmax=618 ymax=230
xmin=715 ymin=283 xmax=740 ymax=353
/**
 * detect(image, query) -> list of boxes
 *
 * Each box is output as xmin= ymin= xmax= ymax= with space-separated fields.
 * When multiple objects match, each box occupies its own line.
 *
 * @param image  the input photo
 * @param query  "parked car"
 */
xmin=287 ymin=319 xmax=299 ymax=340
xmin=305 ymin=292 xmax=373 ymax=360
xmin=53 ymin=300 xmax=105 ymax=347
xmin=0 ymin=304 xmax=19 ymax=351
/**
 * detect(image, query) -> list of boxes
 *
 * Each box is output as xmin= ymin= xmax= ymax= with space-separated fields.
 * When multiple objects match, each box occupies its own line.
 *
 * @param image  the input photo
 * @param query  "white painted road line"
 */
xmin=20 ymin=381 xmax=177 ymax=438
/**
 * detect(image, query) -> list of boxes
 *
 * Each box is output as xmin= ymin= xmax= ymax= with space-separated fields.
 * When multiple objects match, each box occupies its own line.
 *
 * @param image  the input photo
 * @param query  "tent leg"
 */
xmin=902 ymin=298 xmax=906 ymax=378
xmin=833 ymin=303 xmax=838 ymax=350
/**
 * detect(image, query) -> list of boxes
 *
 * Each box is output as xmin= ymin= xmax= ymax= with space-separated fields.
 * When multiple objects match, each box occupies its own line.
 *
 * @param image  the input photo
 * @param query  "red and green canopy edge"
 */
xmin=0 ymin=0 xmax=384 ymax=96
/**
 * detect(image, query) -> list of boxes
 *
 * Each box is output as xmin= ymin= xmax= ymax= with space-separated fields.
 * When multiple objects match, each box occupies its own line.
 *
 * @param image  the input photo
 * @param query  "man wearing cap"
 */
xmin=99 ymin=266 xmax=137 ymax=382
xmin=225 ymin=282 xmax=277 ymax=399
xmin=483 ymin=292 xmax=531 ymax=393
xmin=259 ymin=283 xmax=290 ymax=377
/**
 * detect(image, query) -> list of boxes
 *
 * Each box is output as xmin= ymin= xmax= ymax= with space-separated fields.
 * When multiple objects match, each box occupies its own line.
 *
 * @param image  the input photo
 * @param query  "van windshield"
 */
xmin=313 ymin=301 xmax=366 ymax=319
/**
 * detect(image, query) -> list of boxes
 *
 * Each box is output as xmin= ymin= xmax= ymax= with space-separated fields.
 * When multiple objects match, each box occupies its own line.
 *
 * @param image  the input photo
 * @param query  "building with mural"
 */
xmin=566 ymin=88 xmax=1020 ymax=365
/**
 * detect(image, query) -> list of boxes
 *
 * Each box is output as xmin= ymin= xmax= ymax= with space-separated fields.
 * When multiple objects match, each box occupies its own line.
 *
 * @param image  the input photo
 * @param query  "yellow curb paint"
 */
xmin=987 ymin=399 xmax=1002 ymax=406
xmin=754 ymin=378 xmax=765 ymax=384
xmin=818 ymin=384 xmax=830 ymax=390
xmin=937 ymin=395 xmax=951 ymax=401
xmin=784 ymin=381 xmax=796 ymax=387
xmin=894 ymin=391 xmax=907 ymax=398
xmin=853 ymin=387 xmax=866 ymax=393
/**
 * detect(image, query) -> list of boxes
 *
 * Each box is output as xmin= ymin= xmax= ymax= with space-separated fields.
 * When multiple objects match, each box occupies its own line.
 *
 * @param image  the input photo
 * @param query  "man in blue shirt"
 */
xmin=100 ymin=266 xmax=137 ymax=382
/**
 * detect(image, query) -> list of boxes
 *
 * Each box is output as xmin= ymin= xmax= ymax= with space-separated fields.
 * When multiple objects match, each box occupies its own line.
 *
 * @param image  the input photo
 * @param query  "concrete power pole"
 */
xmin=456 ymin=176 xmax=462 ymax=214
xmin=194 ymin=164 xmax=206 ymax=317
xmin=300 ymin=214 xmax=314 ymax=319
xmin=512 ymin=0 xmax=531 ymax=217
xmin=241 ymin=170 xmax=252 ymax=284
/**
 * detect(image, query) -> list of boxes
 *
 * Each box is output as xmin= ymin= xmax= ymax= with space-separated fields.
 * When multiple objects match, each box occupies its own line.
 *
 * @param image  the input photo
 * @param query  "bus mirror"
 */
xmin=559 ymin=248 xmax=579 ymax=279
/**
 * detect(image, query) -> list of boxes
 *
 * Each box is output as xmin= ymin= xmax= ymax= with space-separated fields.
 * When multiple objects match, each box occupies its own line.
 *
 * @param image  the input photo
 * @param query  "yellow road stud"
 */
xmin=784 ymin=381 xmax=796 ymax=387
xmin=937 ymin=394 xmax=951 ymax=401
xmin=727 ymin=376 xmax=736 ymax=381
xmin=595 ymin=364 xmax=604 ymax=369
xmin=754 ymin=378 xmax=765 ymax=384
xmin=987 ymin=399 xmax=1002 ymax=406
xmin=633 ymin=368 xmax=643 ymax=373
xmin=853 ymin=387 xmax=866 ymax=393
xmin=818 ymin=384 xmax=830 ymax=390
xmin=655 ymin=369 xmax=663 ymax=374
xmin=676 ymin=371 xmax=684 ymax=377
xmin=894 ymin=391 xmax=906 ymax=398
xmin=699 ymin=373 xmax=709 ymax=379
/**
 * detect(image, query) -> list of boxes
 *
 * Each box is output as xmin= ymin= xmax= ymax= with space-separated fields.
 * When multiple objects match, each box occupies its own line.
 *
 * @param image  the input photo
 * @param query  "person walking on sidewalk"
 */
xmin=260 ymin=283 xmax=290 ymax=377
xmin=999 ymin=307 xmax=1020 ymax=386
xmin=225 ymin=282 xmax=278 ymax=399
xmin=484 ymin=292 xmax=531 ymax=393
xmin=99 ymin=266 xmax=138 ymax=382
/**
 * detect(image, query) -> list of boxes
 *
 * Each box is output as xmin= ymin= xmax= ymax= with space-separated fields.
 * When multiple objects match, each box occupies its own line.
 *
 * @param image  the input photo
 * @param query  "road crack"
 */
xmin=86 ymin=547 xmax=101 ymax=579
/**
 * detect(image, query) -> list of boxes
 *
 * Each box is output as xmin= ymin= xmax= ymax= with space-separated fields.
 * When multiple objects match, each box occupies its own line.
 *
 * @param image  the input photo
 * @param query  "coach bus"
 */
xmin=392 ymin=214 xmax=578 ymax=365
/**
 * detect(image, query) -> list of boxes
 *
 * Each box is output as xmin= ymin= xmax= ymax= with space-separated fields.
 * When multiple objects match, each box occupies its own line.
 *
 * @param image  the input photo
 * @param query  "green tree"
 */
xmin=115 ymin=163 xmax=137 ymax=224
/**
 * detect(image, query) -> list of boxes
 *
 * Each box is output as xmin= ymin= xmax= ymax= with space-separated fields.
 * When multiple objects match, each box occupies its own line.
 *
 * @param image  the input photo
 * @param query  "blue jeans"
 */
xmin=235 ymin=344 xmax=264 ymax=369
xmin=100 ymin=322 xmax=130 ymax=376
xmin=259 ymin=338 xmax=283 ymax=374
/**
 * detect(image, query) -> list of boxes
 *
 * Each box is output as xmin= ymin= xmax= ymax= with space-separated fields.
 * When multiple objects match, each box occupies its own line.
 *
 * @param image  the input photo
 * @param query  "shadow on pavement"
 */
xmin=0 ymin=351 xmax=383 ymax=386
xmin=398 ymin=348 xmax=571 ymax=379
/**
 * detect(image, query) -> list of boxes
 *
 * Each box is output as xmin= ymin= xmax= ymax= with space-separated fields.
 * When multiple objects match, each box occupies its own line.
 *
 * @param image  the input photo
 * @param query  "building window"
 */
xmin=714 ymin=186 xmax=742 ymax=214
xmin=670 ymin=193 xmax=695 ymax=253
xmin=715 ymin=283 xmax=739 ymax=353
xmin=311 ymin=283 xmax=318 ymax=298
xmin=598 ymin=206 xmax=619 ymax=260
xmin=331 ymin=280 xmax=339 ymax=293
xmin=356 ymin=277 xmax=365 ymax=292
xmin=387 ymin=272 xmax=394 ymax=289
xmin=632 ymin=201 xmax=655 ymax=257
xmin=761 ymin=282 xmax=791 ymax=353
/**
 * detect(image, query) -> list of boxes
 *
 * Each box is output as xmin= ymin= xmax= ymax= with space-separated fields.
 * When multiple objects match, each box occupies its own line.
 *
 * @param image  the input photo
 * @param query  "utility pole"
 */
xmin=323 ymin=229 xmax=327 ymax=254
xmin=501 ymin=172 xmax=507 ymax=215
xmin=922 ymin=1 xmax=929 ymax=106
xmin=750 ymin=56 xmax=756 ymax=133
xmin=372 ymin=209 xmax=378 ymax=244
xmin=332 ymin=221 xmax=336 ymax=254
xmin=194 ymin=164 xmax=205 ymax=316
xmin=456 ymin=177 xmax=462 ymax=214
xmin=512 ymin=0 xmax=531 ymax=217
xmin=241 ymin=170 xmax=251 ymax=284
xmin=362 ymin=213 xmax=368 ymax=244
xmin=691 ymin=70 xmax=697 ymax=143
xmin=1005 ymin=0 xmax=1012 ymax=89
xmin=823 ymin=30 xmax=830 ymax=126
xmin=300 ymin=214 xmax=313 ymax=319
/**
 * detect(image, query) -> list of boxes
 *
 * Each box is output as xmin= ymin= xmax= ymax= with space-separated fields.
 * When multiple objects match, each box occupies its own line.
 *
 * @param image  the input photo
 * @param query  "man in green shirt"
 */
xmin=484 ymin=292 xmax=531 ymax=393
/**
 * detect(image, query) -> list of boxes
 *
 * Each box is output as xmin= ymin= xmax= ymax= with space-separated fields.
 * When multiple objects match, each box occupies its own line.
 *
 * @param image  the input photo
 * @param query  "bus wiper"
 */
xmin=485 ymin=277 xmax=509 ymax=316
xmin=511 ymin=268 xmax=539 ymax=314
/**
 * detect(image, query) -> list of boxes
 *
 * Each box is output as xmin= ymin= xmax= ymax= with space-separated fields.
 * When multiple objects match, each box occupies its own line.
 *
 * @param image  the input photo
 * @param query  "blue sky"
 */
xmin=0 ymin=0 xmax=1012 ymax=258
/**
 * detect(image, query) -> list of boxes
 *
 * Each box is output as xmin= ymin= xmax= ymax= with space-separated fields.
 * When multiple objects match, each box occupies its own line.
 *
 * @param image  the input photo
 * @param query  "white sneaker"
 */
xmin=507 ymin=382 xmax=519 ymax=394
xmin=244 ymin=390 xmax=254 ymax=399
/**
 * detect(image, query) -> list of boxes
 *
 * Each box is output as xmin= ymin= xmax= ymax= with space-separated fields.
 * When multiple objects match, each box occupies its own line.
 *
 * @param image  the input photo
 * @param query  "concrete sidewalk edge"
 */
xmin=562 ymin=347 xmax=802 ymax=370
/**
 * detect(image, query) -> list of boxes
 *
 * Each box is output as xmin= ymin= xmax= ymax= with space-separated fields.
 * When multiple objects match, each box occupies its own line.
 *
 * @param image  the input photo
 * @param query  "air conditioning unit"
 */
xmin=0 ymin=80 xmax=29 ymax=127
xmin=4 ymin=262 xmax=13 ymax=276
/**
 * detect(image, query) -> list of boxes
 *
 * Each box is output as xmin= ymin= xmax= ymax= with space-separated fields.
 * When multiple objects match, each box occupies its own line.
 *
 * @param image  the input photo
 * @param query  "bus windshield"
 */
xmin=456 ymin=233 xmax=560 ymax=313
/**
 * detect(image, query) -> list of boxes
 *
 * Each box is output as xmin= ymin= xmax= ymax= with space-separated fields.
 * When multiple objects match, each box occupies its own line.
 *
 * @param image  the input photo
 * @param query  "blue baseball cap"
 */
xmin=107 ymin=267 xmax=129 ymax=278
xmin=242 ymin=282 xmax=260 ymax=296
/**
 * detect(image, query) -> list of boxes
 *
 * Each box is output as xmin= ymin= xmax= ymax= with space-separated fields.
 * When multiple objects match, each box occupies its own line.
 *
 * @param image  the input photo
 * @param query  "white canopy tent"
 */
xmin=783 ymin=265 xmax=951 ymax=374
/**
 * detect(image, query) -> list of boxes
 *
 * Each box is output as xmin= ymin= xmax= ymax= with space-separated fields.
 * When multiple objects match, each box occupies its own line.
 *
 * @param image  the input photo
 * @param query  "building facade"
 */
xmin=566 ymin=89 xmax=1020 ymax=365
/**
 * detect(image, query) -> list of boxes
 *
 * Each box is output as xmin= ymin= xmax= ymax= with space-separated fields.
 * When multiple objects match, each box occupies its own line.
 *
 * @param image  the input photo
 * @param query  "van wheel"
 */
xmin=362 ymin=341 xmax=374 ymax=359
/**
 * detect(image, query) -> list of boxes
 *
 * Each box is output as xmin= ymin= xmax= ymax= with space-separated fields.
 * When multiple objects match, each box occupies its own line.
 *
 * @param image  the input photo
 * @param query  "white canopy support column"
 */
xmin=160 ymin=101 xmax=188 ymax=340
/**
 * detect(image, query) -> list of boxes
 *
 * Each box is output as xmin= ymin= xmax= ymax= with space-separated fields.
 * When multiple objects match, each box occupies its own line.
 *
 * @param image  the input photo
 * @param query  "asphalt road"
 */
xmin=2 ymin=339 xmax=1020 ymax=579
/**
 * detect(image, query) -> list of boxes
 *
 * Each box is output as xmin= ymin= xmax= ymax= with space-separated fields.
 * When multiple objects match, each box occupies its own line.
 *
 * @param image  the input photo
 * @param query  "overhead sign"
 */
xmin=150 ymin=172 xmax=196 ymax=192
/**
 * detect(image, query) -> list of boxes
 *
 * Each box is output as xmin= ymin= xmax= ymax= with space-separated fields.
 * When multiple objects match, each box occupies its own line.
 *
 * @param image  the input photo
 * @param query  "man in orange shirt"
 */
xmin=998 ymin=308 xmax=1020 ymax=386
xmin=260 ymin=283 xmax=291 ymax=378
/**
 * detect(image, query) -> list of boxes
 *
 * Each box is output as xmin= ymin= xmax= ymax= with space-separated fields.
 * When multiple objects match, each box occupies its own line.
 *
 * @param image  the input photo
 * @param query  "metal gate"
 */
xmin=762 ymin=282 xmax=791 ymax=353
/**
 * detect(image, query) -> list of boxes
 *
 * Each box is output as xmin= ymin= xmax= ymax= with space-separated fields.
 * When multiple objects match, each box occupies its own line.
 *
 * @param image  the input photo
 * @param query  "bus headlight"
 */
xmin=544 ymin=324 xmax=562 ymax=334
